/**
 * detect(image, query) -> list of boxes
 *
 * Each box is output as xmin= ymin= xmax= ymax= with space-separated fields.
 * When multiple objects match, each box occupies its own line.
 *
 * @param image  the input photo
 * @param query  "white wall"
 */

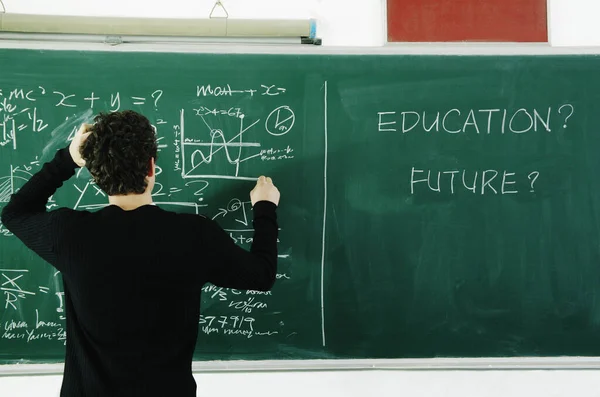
xmin=549 ymin=0 xmax=600 ymax=46
xmin=3 ymin=370 xmax=600 ymax=397
xmin=1 ymin=0 xmax=600 ymax=396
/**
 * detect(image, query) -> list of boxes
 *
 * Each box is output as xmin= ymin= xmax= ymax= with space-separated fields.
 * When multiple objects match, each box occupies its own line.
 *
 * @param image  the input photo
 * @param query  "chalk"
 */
xmin=309 ymin=19 xmax=317 ymax=39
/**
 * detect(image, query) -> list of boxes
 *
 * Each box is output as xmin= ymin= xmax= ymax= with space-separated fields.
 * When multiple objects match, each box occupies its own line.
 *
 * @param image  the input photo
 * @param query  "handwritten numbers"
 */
xmin=0 ymin=83 xmax=289 ymax=347
xmin=218 ymin=316 xmax=229 ymax=328
xmin=27 ymin=108 xmax=48 ymax=132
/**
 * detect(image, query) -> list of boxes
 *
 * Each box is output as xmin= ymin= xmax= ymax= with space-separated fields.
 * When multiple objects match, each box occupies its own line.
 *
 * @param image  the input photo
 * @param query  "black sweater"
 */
xmin=0 ymin=148 xmax=278 ymax=397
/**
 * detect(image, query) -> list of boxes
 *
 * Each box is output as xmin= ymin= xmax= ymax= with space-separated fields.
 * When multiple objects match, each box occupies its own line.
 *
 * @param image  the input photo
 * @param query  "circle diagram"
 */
xmin=266 ymin=106 xmax=295 ymax=136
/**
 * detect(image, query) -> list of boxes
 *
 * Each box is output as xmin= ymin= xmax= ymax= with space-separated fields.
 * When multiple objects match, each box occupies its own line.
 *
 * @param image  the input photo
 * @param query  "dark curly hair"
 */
xmin=80 ymin=110 xmax=158 ymax=196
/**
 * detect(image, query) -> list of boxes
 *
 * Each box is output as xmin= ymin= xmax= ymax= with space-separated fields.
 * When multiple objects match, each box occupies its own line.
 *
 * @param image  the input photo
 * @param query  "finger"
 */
xmin=80 ymin=131 xmax=92 ymax=142
xmin=78 ymin=123 xmax=92 ymax=135
xmin=257 ymin=176 xmax=266 ymax=184
xmin=266 ymin=177 xmax=273 ymax=184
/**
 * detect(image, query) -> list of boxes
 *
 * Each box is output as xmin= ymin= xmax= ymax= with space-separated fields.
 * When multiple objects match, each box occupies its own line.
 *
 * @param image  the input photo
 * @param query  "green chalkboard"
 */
xmin=0 ymin=49 xmax=600 ymax=364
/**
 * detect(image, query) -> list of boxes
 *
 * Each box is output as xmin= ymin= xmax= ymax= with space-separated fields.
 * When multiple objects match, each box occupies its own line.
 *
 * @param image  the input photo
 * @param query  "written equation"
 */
xmin=0 ymin=81 xmax=303 ymax=351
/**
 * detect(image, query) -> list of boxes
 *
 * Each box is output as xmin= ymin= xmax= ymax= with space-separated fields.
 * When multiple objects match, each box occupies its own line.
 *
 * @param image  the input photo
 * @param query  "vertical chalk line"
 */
xmin=321 ymin=81 xmax=328 ymax=347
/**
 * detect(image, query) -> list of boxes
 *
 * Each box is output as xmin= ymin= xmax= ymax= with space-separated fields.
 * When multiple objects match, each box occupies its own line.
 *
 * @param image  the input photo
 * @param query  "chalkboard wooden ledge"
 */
xmin=2 ymin=358 xmax=600 ymax=376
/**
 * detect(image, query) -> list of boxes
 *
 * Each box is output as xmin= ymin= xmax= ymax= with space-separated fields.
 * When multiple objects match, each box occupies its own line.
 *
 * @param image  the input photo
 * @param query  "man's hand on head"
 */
xmin=69 ymin=123 xmax=93 ymax=167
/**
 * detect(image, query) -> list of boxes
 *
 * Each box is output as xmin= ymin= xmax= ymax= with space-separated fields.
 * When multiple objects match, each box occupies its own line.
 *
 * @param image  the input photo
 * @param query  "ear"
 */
xmin=148 ymin=157 xmax=155 ymax=177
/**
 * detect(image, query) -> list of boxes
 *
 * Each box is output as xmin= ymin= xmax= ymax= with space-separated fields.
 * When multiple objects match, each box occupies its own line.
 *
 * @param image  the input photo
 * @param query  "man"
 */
xmin=0 ymin=110 xmax=280 ymax=396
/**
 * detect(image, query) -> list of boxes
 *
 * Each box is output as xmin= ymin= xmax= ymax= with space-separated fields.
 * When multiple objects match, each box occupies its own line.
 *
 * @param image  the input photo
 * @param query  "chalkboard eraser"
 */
xmin=302 ymin=37 xmax=322 ymax=45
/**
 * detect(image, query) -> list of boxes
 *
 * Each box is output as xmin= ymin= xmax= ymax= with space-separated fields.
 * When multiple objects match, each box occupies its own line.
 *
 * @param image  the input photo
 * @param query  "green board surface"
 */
xmin=0 ymin=49 xmax=599 ymax=364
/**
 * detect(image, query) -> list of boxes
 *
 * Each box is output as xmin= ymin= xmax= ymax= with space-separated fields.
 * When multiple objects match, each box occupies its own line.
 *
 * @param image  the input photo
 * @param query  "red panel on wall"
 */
xmin=387 ymin=0 xmax=548 ymax=42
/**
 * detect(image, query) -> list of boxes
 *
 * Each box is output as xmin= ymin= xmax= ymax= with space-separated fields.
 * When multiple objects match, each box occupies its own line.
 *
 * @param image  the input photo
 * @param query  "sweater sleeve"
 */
xmin=205 ymin=201 xmax=279 ymax=291
xmin=0 ymin=147 xmax=77 ymax=266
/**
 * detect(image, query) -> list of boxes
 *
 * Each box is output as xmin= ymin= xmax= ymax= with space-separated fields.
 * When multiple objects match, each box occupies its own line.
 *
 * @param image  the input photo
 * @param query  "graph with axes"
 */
xmin=180 ymin=103 xmax=296 ymax=181
xmin=181 ymin=109 xmax=263 ymax=181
